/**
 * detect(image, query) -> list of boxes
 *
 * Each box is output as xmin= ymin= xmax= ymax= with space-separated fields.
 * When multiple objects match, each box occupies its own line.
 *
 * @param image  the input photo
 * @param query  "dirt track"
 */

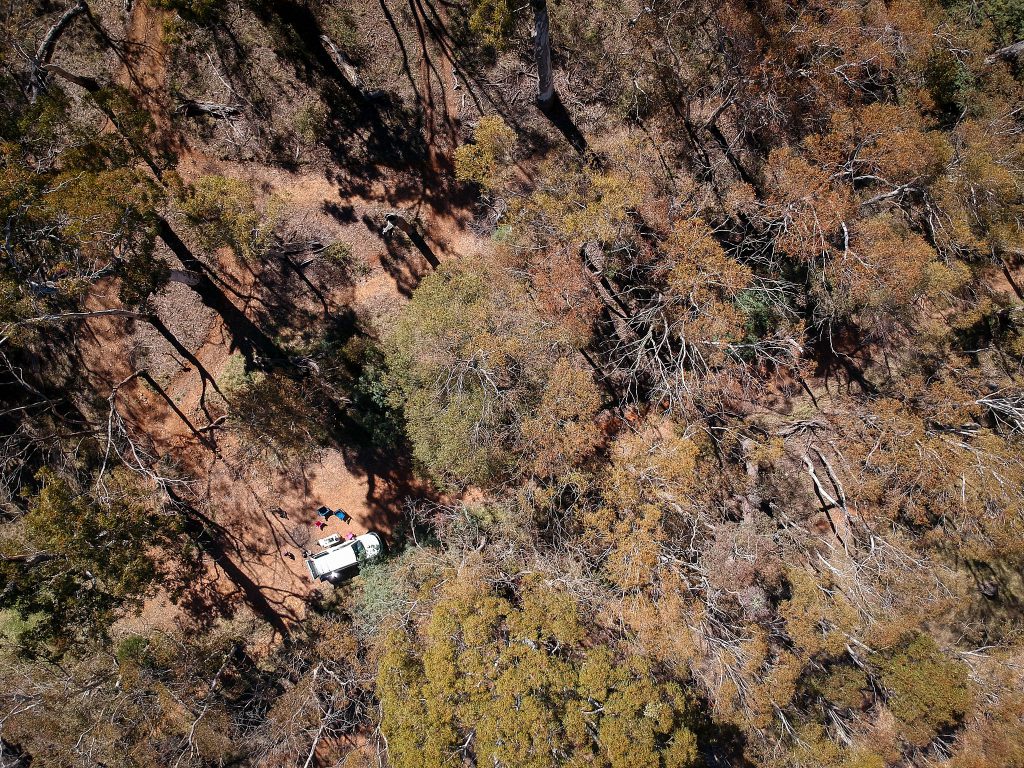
xmin=89 ymin=0 xmax=485 ymax=639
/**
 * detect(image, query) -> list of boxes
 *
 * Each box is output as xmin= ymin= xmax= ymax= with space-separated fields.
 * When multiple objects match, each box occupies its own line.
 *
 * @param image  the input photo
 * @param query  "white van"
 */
xmin=305 ymin=532 xmax=384 ymax=582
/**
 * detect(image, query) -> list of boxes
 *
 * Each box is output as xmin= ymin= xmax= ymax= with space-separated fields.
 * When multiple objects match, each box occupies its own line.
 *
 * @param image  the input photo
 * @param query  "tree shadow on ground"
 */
xmin=246 ymin=0 xmax=527 ymax=226
xmin=167 ymin=489 xmax=299 ymax=638
xmin=359 ymin=213 xmax=433 ymax=297
xmin=951 ymin=554 xmax=1024 ymax=644
xmin=539 ymin=95 xmax=589 ymax=155
xmin=246 ymin=0 xmax=429 ymax=200
xmin=244 ymin=251 xmax=335 ymax=343
xmin=157 ymin=219 xmax=283 ymax=366
xmin=810 ymin=327 xmax=878 ymax=396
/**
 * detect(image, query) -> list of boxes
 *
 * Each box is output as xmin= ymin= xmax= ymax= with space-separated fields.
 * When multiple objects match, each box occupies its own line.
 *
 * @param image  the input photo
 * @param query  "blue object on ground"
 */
xmin=316 ymin=505 xmax=331 ymax=518
xmin=335 ymin=509 xmax=350 ymax=522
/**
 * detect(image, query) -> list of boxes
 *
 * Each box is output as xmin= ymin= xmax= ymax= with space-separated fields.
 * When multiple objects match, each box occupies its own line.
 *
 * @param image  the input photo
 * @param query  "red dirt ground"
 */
xmin=86 ymin=0 xmax=486 ymax=640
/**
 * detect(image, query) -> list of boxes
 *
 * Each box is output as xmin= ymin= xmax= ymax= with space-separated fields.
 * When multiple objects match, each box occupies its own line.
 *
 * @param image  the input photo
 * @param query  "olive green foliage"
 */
xmin=316 ymin=333 xmax=406 ymax=450
xmin=321 ymin=239 xmax=370 ymax=279
xmin=377 ymin=578 xmax=700 ymax=768
xmin=321 ymin=6 xmax=364 ymax=57
xmin=468 ymin=0 xmax=516 ymax=50
xmin=947 ymin=0 xmax=1024 ymax=45
xmin=4 ymin=1 xmax=1024 ymax=766
xmin=386 ymin=258 xmax=599 ymax=487
xmin=218 ymin=351 xmax=254 ymax=395
xmin=178 ymin=175 xmax=275 ymax=261
xmin=294 ymin=100 xmax=330 ymax=146
xmin=873 ymin=634 xmax=971 ymax=746
xmin=455 ymin=115 xmax=517 ymax=191
xmin=350 ymin=350 xmax=405 ymax=449
xmin=0 ymin=470 xmax=177 ymax=655
xmin=0 ymin=138 xmax=164 ymax=313
xmin=812 ymin=665 xmax=870 ymax=712
xmin=0 ymin=624 xmax=260 ymax=768
xmin=90 ymin=86 xmax=157 ymax=154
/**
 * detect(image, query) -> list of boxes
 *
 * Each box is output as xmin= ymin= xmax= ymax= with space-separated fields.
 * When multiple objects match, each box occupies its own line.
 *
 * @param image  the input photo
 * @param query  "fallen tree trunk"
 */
xmin=986 ymin=39 xmax=1024 ymax=65
xmin=29 ymin=0 xmax=88 ymax=100
xmin=41 ymin=63 xmax=100 ymax=93
xmin=319 ymin=34 xmax=366 ymax=96
xmin=176 ymin=100 xmax=243 ymax=119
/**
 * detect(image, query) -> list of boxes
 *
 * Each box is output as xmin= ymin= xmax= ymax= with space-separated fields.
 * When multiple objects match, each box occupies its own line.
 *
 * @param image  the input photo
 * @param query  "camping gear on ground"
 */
xmin=316 ymin=505 xmax=332 ymax=518
xmin=335 ymin=508 xmax=350 ymax=523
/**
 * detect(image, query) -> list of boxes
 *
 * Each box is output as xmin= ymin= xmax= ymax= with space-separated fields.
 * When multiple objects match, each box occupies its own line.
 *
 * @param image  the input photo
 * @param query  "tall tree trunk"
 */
xmin=530 ymin=0 xmax=555 ymax=109
xmin=382 ymin=213 xmax=439 ymax=268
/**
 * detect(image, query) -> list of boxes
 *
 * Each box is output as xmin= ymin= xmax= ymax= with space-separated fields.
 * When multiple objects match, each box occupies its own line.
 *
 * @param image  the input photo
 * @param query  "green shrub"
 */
xmin=152 ymin=0 xmax=220 ymax=24
xmin=874 ymin=634 xmax=971 ymax=747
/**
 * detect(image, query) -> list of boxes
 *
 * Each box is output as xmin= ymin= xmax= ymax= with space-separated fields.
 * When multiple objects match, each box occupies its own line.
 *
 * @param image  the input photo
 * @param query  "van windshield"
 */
xmin=352 ymin=541 xmax=365 ymax=558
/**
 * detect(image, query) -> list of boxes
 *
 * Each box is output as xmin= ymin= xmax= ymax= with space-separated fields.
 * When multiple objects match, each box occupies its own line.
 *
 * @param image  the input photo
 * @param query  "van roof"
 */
xmin=305 ymin=533 xmax=381 ymax=579
xmin=307 ymin=540 xmax=359 ymax=576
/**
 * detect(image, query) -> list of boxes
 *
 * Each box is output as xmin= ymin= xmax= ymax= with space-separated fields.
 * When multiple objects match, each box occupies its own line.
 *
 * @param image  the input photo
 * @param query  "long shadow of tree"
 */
xmin=167 ymin=488 xmax=296 ymax=638
xmin=157 ymin=219 xmax=283 ymax=367
xmin=242 ymin=0 xmax=430 ymax=198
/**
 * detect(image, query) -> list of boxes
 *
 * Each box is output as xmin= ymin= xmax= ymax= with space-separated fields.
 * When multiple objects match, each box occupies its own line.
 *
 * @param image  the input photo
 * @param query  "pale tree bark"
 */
xmin=319 ymin=34 xmax=367 ymax=97
xmin=41 ymin=63 xmax=100 ymax=93
xmin=530 ymin=0 xmax=556 ymax=109
xmin=176 ymin=100 xmax=242 ymax=120
xmin=29 ymin=0 xmax=124 ymax=100
xmin=382 ymin=213 xmax=439 ymax=268
xmin=28 ymin=0 xmax=88 ymax=100
xmin=986 ymin=39 xmax=1024 ymax=65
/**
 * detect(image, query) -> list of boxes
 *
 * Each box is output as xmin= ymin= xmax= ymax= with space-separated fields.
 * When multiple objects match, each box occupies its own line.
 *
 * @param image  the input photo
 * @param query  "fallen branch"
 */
xmin=319 ymin=34 xmax=366 ymax=96
xmin=176 ymin=100 xmax=243 ymax=120
xmin=804 ymin=454 xmax=851 ymax=553
xmin=40 ymin=62 xmax=100 ymax=93
xmin=28 ymin=0 xmax=88 ymax=99
xmin=985 ymin=39 xmax=1024 ymax=65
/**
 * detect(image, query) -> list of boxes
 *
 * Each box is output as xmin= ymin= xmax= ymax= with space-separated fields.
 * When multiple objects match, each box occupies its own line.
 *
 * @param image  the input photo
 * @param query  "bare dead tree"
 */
xmin=530 ymin=0 xmax=556 ymax=109
xmin=175 ymin=100 xmax=243 ymax=120
xmin=985 ymin=39 xmax=1024 ymax=65
xmin=27 ymin=0 xmax=88 ymax=100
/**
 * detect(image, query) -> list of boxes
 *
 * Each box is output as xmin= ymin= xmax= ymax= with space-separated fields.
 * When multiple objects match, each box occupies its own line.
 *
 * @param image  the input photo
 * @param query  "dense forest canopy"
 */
xmin=1 ymin=0 xmax=1024 ymax=765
